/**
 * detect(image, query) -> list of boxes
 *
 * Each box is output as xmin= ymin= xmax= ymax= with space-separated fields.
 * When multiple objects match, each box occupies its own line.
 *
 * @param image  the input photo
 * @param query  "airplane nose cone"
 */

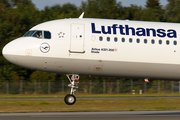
xmin=2 ymin=40 xmax=17 ymax=64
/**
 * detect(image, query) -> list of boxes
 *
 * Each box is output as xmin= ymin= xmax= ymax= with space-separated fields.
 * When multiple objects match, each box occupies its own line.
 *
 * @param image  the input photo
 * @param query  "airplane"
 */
xmin=2 ymin=12 xmax=180 ymax=105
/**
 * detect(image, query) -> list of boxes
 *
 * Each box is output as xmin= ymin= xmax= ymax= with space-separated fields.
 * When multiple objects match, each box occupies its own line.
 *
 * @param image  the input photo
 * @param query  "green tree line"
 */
xmin=0 ymin=0 xmax=179 ymax=92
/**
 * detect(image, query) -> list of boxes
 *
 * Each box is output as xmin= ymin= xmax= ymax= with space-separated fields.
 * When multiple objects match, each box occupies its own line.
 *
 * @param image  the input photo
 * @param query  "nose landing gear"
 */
xmin=64 ymin=74 xmax=79 ymax=105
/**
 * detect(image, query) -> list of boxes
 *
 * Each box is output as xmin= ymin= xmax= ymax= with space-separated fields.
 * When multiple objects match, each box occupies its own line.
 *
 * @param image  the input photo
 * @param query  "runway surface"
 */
xmin=0 ymin=96 xmax=180 ymax=100
xmin=0 ymin=111 xmax=180 ymax=120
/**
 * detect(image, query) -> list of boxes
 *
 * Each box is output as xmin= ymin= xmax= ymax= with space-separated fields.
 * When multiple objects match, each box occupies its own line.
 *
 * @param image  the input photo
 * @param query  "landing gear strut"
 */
xmin=64 ymin=74 xmax=79 ymax=105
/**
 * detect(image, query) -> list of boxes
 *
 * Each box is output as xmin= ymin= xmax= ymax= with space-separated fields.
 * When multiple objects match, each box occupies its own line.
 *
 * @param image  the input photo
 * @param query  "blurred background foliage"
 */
xmin=0 ymin=0 xmax=179 ymax=94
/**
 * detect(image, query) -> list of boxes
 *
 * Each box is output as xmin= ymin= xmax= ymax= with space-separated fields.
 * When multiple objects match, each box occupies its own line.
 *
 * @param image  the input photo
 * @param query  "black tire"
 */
xmin=64 ymin=94 xmax=76 ymax=105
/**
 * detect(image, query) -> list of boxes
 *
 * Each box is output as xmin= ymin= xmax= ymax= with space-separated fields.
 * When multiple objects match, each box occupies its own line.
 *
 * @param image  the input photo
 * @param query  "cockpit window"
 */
xmin=32 ymin=31 xmax=43 ymax=39
xmin=23 ymin=30 xmax=36 ymax=37
xmin=44 ymin=31 xmax=51 ymax=39
xmin=23 ymin=30 xmax=51 ymax=39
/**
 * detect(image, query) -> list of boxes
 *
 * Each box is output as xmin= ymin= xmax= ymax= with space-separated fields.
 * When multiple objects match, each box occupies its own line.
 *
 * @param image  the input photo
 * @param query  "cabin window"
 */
xmin=23 ymin=30 xmax=36 ymax=37
xmin=122 ymin=38 xmax=125 ymax=42
xmin=44 ymin=31 xmax=51 ymax=39
xmin=99 ymin=36 xmax=103 ymax=41
xmin=174 ymin=41 xmax=177 ymax=45
xmin=159 ymin=40 xmax=162 ymax=44
xmin=114 ymin=37 xmax=118 ymax=42
xmin=151 ymin=39 xmax=155 ymax=44
xmin=166 ymin=40 xmax=170 ymax=45
xmin=107 ymin=37 xmax=110 ymax=42
xmin=136 ymin=38 xmax=140 ymax=43
xmin=144 ymin=39 xmax=147 ymax=44
xmin=129 ymin=38 xmax=132 ymax=43
xmin=32 ymin=31 xmax=43 ymax=39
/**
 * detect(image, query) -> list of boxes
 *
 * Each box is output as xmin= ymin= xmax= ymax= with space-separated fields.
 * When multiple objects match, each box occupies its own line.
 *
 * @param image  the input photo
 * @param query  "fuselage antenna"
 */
xmin=79 ymin=12 xmax=84 ymax=19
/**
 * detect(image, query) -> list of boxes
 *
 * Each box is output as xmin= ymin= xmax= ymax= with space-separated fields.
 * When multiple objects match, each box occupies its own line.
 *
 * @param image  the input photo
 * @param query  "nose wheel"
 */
xmin=64 ymin=94 xmax=76 ymax=105
xmin=64 ymin=74 xmax=79 ymax=105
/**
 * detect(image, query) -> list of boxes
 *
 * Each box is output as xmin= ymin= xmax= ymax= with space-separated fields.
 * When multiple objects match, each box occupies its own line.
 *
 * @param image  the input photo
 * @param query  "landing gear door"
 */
xmin=69 ymin=24 xmax=85 ymax=53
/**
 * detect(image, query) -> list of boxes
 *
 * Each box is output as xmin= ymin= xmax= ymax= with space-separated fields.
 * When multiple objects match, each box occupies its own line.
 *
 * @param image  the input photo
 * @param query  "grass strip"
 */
xmin=0 ymin=99 xmax=180 ymax=113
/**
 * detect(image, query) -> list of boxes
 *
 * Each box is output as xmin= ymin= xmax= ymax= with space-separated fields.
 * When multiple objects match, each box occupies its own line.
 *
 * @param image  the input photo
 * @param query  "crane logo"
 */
xmin=40 ymin=43 xmax=50 ymax=53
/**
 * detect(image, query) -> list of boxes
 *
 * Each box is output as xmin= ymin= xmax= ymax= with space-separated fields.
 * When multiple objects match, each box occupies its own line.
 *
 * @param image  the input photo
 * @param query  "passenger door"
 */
xmin=70 ymin=24 xmax=85 ymax=53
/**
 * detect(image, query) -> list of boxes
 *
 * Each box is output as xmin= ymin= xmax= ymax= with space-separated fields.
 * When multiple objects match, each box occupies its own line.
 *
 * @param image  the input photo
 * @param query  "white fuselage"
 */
xmin=2 ymin=18 xmax=180 ymax=80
